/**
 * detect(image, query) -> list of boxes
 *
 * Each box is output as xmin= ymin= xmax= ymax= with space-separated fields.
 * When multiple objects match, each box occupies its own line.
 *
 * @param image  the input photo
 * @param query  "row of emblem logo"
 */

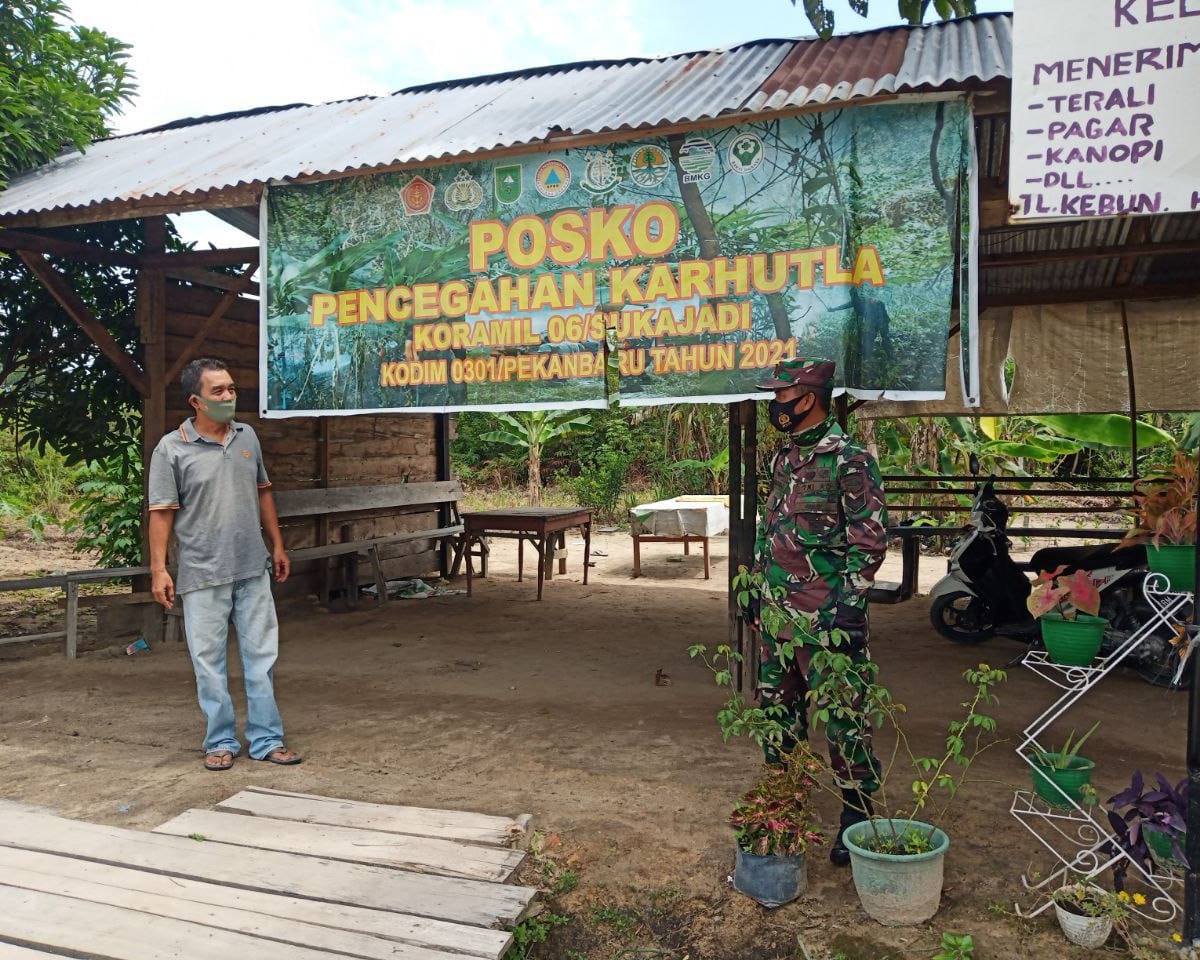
xmin=398 ymin=132 xmax=767 ymax=216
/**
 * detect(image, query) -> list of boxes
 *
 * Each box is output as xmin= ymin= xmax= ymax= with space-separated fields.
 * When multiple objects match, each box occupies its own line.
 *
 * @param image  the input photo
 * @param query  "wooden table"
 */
xmin=458 ymin=508 xmax=593 ymax=600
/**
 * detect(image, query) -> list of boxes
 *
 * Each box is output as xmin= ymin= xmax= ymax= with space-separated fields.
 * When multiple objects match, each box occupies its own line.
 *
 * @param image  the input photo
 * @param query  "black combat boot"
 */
xmin=829 ymin=790 xmax=873 ymax=867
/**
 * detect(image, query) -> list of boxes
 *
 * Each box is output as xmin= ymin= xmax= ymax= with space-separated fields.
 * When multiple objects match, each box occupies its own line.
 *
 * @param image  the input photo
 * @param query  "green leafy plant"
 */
xmin=1026 ymin=565 xmax=1102 ymax=621
xmin=672 ymin=445 xmax=729 ymax=494
xmin=480 ymin=411 xmax=593 ymax=506
xmin=932 ymin=932 xmax=975 ymax=960
xmin=1051 ymin=882 xmax=1132 ymax=922
xmin=503 ymin=911 xmax=570 ymax=960
xmin=694 ymin=566 xmax=1007 ymax=856
xmin=589 ymin=904 xmax=639 ymax=936
xmin=0 ymin=0 xmax=135 ymax=188
xmin=70 ymin=438 xmax=144 ymax=568
xmin=1038 ymin=721 xmax=1101 ymax=772
xmin=1122 ymin=451 xmax=1198 ymax=548
xmin=729 ymin=751 xmax=826 ymax=857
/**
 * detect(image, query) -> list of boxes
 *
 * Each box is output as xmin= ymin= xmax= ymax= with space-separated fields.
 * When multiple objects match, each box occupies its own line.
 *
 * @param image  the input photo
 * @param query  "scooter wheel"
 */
xmin=929 ymin=592 xmax=996 ymax=644
xmin=1135 ymin=655 xmax=1193 ymax=690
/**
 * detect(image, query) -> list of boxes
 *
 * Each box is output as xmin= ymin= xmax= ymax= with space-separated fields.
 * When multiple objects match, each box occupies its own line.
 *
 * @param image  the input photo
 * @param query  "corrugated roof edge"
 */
xmin=393 ymin=12 xmax=1011 ymax=94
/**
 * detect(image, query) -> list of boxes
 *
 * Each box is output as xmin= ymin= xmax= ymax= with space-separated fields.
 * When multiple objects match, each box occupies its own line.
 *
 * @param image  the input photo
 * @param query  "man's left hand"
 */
xmin=273 ymin=546 xmax=290 ymax=583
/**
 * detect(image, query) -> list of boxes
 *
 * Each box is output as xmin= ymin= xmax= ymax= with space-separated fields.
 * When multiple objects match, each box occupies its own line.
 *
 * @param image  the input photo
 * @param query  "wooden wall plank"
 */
xmin=153 ymin=809 xmax=523 ymax=881
xmin=168 ymin=310 xmax=258 ymax=346
xmin=0 ymin=804 xmax=535 ymax=928
xmin=0 ymin=844 xmax=510 ymax=959
xmin=220 ymin=788 xmax=524 ymax=846
xmin=274 ymin=481 xmax=462 ymax=518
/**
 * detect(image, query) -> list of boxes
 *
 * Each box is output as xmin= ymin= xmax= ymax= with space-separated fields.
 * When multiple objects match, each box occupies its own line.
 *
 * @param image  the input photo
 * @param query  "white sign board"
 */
xmin=1010 ymin=0 xmax=1200 ymax=221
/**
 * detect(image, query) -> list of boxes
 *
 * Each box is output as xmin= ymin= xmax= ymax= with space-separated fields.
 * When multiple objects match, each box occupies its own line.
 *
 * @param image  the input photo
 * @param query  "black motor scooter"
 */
xmin=926 ymin=466 xmax=1181 ymax=687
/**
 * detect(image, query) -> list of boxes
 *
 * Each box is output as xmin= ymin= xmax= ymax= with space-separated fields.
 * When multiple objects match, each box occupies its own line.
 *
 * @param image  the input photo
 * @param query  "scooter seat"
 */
xmin=1030 ymin=541 xmax=1145 ymax=574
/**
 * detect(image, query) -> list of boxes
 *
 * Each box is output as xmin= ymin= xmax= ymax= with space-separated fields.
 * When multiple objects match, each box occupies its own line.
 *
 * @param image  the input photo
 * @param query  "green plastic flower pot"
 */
xmin=1031 ymin=753 xmax=1095 ymax=808
xmin=843 ymin=819 xmax=949 ymax=926
xmin=1147 ymin=544 xmax=1197 ymax=594
xmin=1040 ymin=612 xmax=1105 ymax=666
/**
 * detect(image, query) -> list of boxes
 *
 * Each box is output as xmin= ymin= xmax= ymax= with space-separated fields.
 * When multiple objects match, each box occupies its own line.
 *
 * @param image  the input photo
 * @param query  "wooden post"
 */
xmin=137 ymin=218 xmax=168 ymax=599
xmin=1120 ymin=302 xmax=1139 ymax=484
xmin=317 ymin=418 xmax=331 ymax=603
xmin=728 ymin=399 xmax=760 ymax=692
xmin=436 ymin=414 xmax=452 ymax=577
xmin=64 ymin=580 xmax=78 ymax=659
xmin=739 ymin=400 xmax=758 ymax=691
xmin=728 ymin=402 xmax=743 ymax=689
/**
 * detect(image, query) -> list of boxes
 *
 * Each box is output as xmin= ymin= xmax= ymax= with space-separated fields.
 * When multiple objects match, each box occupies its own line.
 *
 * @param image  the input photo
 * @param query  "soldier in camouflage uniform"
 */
xmin=748 ymin=357 xmax=888 ymax=866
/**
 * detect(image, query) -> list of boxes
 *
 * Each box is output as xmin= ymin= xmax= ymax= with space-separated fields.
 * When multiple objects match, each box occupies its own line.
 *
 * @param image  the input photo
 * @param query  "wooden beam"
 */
xmin=0 ymin=229 xmax=139 ymax=267
xmin=142 ymin=246 xmax=258 ymax=268
xmin=165 ymin=265 xmax=258 ymax=383
xmin=17 ymin=251 xmax=148 ymax=396
xmin=0 ymin=184 xmax=262 ymax=230
xmin=162 ymin=264 xmax=260 ymax=296
xmin=981 ymin=239 xmax=1200 ymax=270
xmin=982 ymin=280 xmax=1200 ymax=308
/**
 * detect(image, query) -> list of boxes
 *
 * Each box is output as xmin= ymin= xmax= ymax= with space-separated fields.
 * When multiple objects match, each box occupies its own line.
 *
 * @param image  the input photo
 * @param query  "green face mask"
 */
xmin=194 ymin=396 xmax=236 ymax=424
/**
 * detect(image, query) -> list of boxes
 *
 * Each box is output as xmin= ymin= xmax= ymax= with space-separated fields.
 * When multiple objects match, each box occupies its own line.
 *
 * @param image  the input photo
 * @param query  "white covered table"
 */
xmin=628 ymin=496 xmax=729 ymax=579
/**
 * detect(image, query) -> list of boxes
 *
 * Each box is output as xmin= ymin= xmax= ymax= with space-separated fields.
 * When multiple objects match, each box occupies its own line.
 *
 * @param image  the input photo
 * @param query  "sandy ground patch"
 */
xmin=0 ymin=529 xmax=1187 ymax=958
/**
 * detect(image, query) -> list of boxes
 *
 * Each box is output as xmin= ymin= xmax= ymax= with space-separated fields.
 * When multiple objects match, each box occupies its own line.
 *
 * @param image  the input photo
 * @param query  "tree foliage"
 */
xmin=0 ymin=0 xmax=135 ymax=188
xmin=0 ymin=4 xmax=169 ymax=463
xmin=479 ymin=411 xmax=594 ymax=505
xmin=791 ymin=0 xmax=977 ymax=39
xmin=0 ymin=220 xmax=159 ymax=462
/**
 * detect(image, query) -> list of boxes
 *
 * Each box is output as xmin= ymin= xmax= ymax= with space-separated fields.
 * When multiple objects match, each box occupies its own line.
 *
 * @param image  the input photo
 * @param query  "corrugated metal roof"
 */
xmin=747 ymin=13 xmax=1009 ymax=111
xmin=0 ymin=14 xmax=1012 ymax=224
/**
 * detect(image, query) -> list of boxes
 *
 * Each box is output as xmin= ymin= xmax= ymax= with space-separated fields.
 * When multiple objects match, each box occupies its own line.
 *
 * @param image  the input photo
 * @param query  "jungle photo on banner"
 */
xmin=262 ymin=99 xmax=971 ymax=415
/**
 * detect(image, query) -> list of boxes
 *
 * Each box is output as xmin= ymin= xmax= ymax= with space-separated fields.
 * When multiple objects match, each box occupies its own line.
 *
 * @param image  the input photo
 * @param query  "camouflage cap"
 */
xmin=755 ymin=357 xmax=836 ymax=391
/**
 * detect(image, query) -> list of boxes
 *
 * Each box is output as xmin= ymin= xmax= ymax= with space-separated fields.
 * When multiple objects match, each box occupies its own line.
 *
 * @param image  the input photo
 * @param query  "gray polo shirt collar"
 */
xmin=180 ymin=418 xmax=245 ymax=447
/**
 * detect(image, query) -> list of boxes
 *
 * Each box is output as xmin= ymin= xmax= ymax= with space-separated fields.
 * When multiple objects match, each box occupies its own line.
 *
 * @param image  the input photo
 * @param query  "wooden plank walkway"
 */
xmin=0 ymin=791 xmax=535 ymax=959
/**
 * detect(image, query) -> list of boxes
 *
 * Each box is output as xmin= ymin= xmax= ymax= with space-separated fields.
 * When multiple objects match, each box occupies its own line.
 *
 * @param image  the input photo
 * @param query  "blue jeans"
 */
xmin=181 ymin=571 xmax=285 ymax=759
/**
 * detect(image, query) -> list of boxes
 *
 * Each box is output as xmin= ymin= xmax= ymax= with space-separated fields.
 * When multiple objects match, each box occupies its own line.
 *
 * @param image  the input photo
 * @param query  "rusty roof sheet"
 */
xmin=0 ymin=14 xmax=1012 ymax=224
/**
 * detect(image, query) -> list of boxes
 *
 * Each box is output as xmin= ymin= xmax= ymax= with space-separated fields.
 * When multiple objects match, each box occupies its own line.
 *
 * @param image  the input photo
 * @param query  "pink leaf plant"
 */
xmin=1027 ymin=565 xmax=1102 ymax=621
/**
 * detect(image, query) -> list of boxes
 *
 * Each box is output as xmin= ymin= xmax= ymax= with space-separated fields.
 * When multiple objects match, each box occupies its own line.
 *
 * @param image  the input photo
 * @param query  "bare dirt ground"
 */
xmin=0 ymin=529 xmax=1190 ymax=959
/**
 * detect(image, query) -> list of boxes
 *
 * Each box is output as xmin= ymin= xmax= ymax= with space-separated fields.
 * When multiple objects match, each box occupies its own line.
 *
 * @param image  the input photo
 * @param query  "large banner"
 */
xmin=1010 ymin=0 xmax=1200 ymax=221
xmin=262 ymin=100 xmax=972 ymax=416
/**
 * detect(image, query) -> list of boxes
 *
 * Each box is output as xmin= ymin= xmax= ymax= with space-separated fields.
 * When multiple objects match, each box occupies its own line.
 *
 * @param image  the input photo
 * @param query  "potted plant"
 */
xmin=822 ymin=660 xmax=1006 ymax=926
xmin=1108 ymin=770 xmax=1189 ymax=876
xmin=693 ymin=577 xmax=1008 ymax=926
xmin=1050 ymin=881 xmax=1131 ymax=948
xmin=729 ymin=750 xmax=826 ymax=907
xmin=1122 ymin=451 xmax=1198 ymax=593
xmin=1029 ymin=721 xmax=1101 ymax=809
xmin=1026 ymin=565 xmax=1105 ymax=665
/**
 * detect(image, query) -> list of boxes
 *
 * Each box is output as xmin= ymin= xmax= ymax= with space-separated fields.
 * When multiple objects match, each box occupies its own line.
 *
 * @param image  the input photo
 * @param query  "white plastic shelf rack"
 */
xmin=1011 ymin=573 xmax=1194 ymax=921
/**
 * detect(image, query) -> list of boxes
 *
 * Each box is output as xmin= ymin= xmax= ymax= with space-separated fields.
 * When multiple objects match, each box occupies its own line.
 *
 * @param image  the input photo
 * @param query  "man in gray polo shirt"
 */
xmin=148 ymin=357 xmax=301 ymax=771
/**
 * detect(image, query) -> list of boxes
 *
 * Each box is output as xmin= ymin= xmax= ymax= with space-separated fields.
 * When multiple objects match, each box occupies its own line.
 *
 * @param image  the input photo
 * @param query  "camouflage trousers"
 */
xmin=756 ymin=619 xmax=881 ymax=794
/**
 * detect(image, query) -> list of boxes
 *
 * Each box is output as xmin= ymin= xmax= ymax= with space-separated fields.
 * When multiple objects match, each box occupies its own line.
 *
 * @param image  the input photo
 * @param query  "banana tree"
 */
xmin=480 ymin=411 xmax=594 ymax=505
xmin=674 ymin=446 xmax=731 ymax=494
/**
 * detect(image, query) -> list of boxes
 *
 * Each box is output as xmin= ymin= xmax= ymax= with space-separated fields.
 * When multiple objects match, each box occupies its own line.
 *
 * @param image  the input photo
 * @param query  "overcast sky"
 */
xmin=65 ymin=0 xmax=1012 ymax=245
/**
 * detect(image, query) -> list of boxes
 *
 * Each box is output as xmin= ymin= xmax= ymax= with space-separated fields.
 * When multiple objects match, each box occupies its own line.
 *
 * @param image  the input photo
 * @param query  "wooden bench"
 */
xmin=0 ymin=566 xmax=151 ymax=658
xmin=274 ymin=479 xmax=465 ymax=606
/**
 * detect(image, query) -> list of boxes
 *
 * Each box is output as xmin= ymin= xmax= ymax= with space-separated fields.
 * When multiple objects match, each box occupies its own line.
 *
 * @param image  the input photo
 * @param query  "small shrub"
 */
xmin=70 ymin=439 xmax=144 ymax=568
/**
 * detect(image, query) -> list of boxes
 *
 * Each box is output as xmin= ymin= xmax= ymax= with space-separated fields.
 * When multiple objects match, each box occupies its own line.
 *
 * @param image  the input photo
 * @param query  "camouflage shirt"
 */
xmin=752 ymin=415 xmax=888 ymax=643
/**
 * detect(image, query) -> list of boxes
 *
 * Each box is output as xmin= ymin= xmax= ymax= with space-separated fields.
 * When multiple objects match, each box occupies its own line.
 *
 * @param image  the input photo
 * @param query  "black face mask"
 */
xmin=768 ymin=394 xmax=810 ymax=433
